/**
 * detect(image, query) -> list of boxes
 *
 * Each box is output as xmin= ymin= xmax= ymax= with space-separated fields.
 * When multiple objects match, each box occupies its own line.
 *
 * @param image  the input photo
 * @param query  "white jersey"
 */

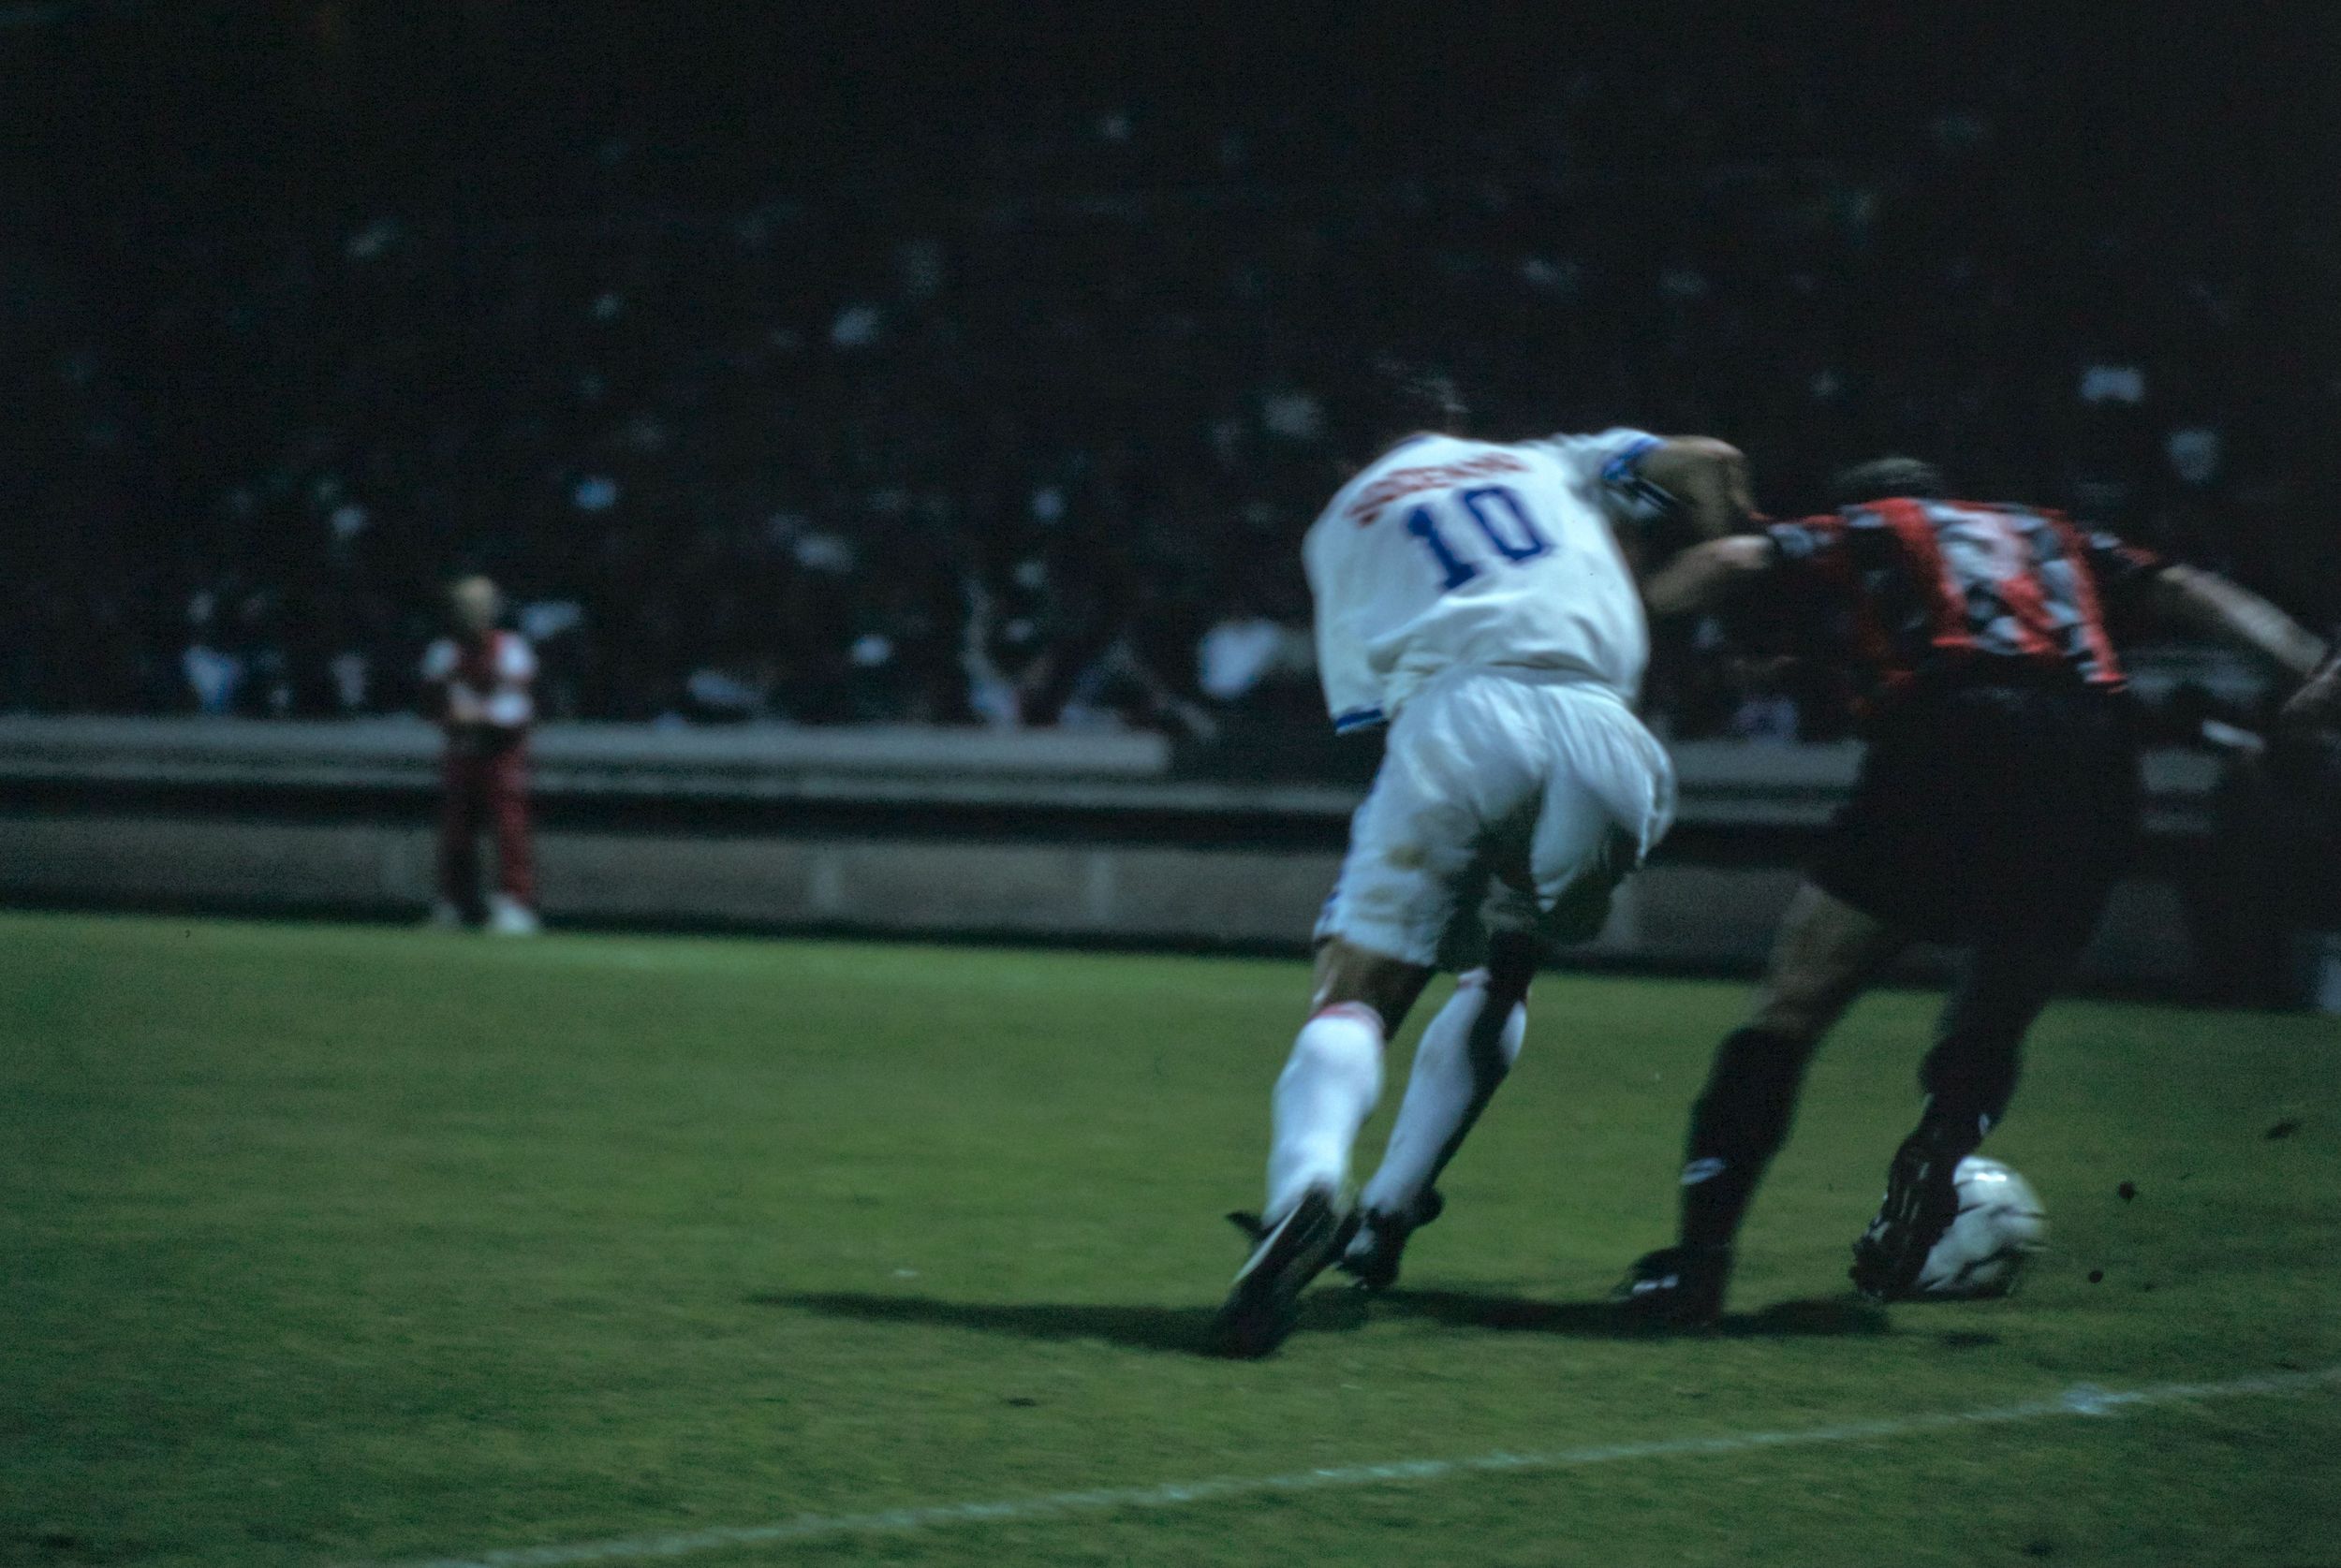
xmin=1303 ymin=429 xmax=1661 ymax=732
xmin=420 ymin=631 xmax=537 ymax=729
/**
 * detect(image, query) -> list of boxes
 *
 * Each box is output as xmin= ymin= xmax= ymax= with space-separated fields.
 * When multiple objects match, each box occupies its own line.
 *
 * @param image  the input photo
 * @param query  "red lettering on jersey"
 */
xmin=1345 ymin=452 xmax=1531 ymax=524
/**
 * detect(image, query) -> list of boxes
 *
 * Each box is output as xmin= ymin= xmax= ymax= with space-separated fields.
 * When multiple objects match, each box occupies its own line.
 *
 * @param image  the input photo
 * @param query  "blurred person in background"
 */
xmin=420 ymin=576 xmax=540 ymax=935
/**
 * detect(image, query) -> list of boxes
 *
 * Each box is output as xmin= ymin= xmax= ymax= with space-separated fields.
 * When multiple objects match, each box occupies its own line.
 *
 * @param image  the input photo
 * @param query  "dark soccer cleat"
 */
xmin=1213 ymin=1187 xmax=1349 ymax=1358
xmin=1614 ymin=1243 xmax=1733 ymax=1327
xmin=1334 ymin=1187 xmax=1445 ymax=1294
xmin=1849 ymin=1137 xmax=1963 ymax=1301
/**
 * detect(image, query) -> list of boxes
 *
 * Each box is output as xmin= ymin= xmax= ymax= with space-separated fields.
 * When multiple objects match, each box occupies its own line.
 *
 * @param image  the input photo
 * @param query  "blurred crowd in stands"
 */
xmin=7 ymin=6 xmax=2333 ymax=748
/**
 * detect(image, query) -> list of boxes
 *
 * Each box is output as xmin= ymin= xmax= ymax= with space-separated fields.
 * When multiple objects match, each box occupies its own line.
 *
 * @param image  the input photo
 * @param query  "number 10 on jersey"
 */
xmin=1403 ymin=485 xmax=1553 ymax=591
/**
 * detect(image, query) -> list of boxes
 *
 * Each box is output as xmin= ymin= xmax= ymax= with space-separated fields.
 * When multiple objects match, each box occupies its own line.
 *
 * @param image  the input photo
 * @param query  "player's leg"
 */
xmin=1216 ymin=935 xmax=1433 ymax=1356
xmin=1338 ymin=687 xmax=1656 ymax=1294
xmin=1851 ymin=686 xmax=2136 ymax=1298
xmin=1686 ymin=884 xmax=1907 ymax=1246
xmin=1921 ymin=934 xmax=2083 ymax=1150
xmin=1267 ymin=935 xmax=1436 ymax=1222
xmin=1622 ymin=883 xmax=1906 ymax=1322
xmin=1220 ymin=676 xmax=1549 ymax=1354
xmin=1219 ymin=691 xmax=1506 ymax=1356
xmin=485 ymin=745 xmax=539 ymax=935
xmin=435 ymin=751 xmax=483 ymax=926
xmin=1849 ymin=927 xmax=2088 ymax=1298
xmin=1341 ymin=933 xmax=1535 ymax=1290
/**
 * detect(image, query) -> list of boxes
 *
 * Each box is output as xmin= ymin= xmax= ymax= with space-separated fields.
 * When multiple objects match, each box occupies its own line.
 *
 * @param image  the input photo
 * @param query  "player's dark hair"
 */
xmin=1828 ymin=456 xmax=1947 ymax=507
xmin=1370 ymin=355 xmax=1468 ymax=432
xmin=1330 ymin=354 xmax=1471 ymax=463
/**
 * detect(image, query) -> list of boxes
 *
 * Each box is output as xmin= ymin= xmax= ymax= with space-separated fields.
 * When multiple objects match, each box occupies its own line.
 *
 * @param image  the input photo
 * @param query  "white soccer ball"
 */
xmin=1910 ymin=1157 xmax=2049 ymax=1298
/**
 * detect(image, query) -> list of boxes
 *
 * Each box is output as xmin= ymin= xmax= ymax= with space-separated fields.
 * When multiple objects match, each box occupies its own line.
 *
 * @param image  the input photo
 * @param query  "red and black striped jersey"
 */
xmin=1759 ymin=498 xmax=2165 ymax=706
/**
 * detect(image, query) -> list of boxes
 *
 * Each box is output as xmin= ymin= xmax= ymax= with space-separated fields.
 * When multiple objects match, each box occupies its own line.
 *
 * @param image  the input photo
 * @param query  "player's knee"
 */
xmin=1309 ymin=939 xmax=1430 ymax=1029
xmin=1481 ymin=935 xmax=1539 ymax=1005
xmin=1745 ymin=992 xmax=1833 ymax=1047
xmin=1748 ymin=952 xmax=1875 ymax=1043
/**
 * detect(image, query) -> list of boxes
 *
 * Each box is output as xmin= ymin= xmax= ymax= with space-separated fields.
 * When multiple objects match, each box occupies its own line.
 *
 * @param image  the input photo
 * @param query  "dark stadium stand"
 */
xmin=4 ymin=5 xmax=2333 ymax=751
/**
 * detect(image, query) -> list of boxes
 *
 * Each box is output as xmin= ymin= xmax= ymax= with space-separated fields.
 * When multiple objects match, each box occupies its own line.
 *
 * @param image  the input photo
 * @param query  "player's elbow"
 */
xmin=1643 ymin=535 xmax=1772 ymax=619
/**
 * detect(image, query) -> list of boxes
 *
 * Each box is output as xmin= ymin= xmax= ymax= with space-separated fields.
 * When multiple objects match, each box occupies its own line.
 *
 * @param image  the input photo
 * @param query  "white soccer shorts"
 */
xmin=1316 ymin=668 xmax=1676 ymax=971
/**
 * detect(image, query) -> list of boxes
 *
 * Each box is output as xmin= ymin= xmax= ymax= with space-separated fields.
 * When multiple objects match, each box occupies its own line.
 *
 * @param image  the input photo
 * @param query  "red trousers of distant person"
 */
xmin=438 ymin=740 xmax=536 ymax=913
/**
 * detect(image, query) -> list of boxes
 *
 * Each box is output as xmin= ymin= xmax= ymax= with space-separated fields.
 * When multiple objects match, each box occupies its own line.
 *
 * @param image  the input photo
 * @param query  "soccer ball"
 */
xmin=1910 ymin=1157 xmax=2049 ymax=1298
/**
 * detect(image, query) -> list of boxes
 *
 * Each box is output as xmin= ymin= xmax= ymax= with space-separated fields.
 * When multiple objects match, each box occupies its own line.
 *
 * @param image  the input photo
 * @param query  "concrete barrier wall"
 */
xmin=0 ymin=717 xmax=2231 ymax=987
xmin=0 ymin=809 xmax=2197 ymax=987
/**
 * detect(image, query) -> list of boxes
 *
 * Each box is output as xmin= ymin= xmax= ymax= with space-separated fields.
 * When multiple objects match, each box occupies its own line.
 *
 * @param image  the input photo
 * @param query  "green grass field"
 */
xmin=5 ymin=912 xmax=2338 ymax=1568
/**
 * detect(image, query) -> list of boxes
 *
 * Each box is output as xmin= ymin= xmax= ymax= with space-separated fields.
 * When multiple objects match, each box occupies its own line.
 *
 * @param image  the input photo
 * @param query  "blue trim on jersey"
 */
xmin=1601 ymin=437 xmax=1679 ymax=521
xmin=1599 ymin=435 xmax=1664 ymax=484
xmin=1332 ymin=706 xmax=1387 ymax=734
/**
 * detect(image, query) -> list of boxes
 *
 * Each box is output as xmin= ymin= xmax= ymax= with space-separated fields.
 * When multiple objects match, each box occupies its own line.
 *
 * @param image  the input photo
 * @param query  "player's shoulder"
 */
xmin=1522 ymin=426 xmax=1662 ymax=468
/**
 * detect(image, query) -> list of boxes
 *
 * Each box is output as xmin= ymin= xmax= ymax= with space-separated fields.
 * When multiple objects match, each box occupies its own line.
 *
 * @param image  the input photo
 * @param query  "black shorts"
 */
xmin=1811 ymin=676 xmax=2141 ymax=945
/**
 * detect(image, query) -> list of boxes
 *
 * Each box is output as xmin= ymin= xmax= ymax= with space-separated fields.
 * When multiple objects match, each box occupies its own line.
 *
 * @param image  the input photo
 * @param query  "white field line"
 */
xmin=353 ymin=1362 xmax=2341 ymax=1568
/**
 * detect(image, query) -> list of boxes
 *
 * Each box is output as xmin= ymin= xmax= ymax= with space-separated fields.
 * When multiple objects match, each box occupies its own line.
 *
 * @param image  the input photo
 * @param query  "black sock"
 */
xmin=1903 ymin=1093 xmax=1992 ymax=1169
xmin=1679 ymin=1026 xmax=1817 ymax=1250
xmin=1916 ymin=1031 xmax=2020 ymax=1161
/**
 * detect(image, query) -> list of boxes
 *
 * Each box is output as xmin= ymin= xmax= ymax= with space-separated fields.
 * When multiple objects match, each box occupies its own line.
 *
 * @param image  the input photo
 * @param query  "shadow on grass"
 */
xmin=751 ymin=1292 xmax=1242 ymax=1355
xmin=1370 ymin=1288 xmax=1891 ymax=1340
xmin=753 ymin=1287 xmax=1884 ymax=1355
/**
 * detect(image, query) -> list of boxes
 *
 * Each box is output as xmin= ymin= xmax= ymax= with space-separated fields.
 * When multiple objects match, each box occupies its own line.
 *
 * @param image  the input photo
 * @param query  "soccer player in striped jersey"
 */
xmin=1619 ymin=456 xmax=2329 ymax=1323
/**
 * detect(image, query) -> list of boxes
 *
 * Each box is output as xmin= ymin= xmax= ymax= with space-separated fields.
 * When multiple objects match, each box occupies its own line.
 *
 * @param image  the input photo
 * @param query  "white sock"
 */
xmin=1358 ymin=972 xmax=1525 ymax=1219
xmin=1264 ymin=1004 xmax=1386 ymax=1221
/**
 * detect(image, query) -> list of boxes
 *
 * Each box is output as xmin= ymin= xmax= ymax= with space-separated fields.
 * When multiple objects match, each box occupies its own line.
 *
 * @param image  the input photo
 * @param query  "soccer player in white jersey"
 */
xmin=1215 ymin=366 xmax=1751 ymax=1356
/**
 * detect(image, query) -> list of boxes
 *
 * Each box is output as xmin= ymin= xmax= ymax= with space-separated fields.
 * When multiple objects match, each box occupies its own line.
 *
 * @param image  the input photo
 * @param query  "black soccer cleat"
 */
xmin=1213 ymin=1187 xmax=1350 ymax=1358
xmin=1334 ymin=1187 xmax=1445 ymax=1294
xmin=1614 ymin=1243 xmax=1733 ymax=1328
xmin=1849 ymin=1137 xmax=1963 ymax=1301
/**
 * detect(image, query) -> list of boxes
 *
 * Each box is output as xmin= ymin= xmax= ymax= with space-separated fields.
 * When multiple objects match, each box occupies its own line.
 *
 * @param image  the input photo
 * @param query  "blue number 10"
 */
xmin=1402 ymin=485 xmax=1553 ymax=592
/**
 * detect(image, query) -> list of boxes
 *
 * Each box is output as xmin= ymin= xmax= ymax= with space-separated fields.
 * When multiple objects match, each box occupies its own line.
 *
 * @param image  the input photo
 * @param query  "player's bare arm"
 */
xmin=1640 ymin=535 xmax=1774 ymax=620
xmin=1636 ymin=436 xmax=1756 ymax=543
xmin=2151 ymin=564 xmax=2329 ymax=681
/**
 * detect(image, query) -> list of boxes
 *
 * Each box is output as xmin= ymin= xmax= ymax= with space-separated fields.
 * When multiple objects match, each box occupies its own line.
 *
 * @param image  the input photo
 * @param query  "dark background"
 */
xmin=5 ymin=1 xmax=2335 ymax=737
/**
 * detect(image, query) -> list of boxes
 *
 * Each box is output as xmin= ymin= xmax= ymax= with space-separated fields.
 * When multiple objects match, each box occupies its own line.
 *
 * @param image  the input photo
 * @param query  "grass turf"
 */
xmin=3 ymin=911 xmax=2337 ymax=1568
